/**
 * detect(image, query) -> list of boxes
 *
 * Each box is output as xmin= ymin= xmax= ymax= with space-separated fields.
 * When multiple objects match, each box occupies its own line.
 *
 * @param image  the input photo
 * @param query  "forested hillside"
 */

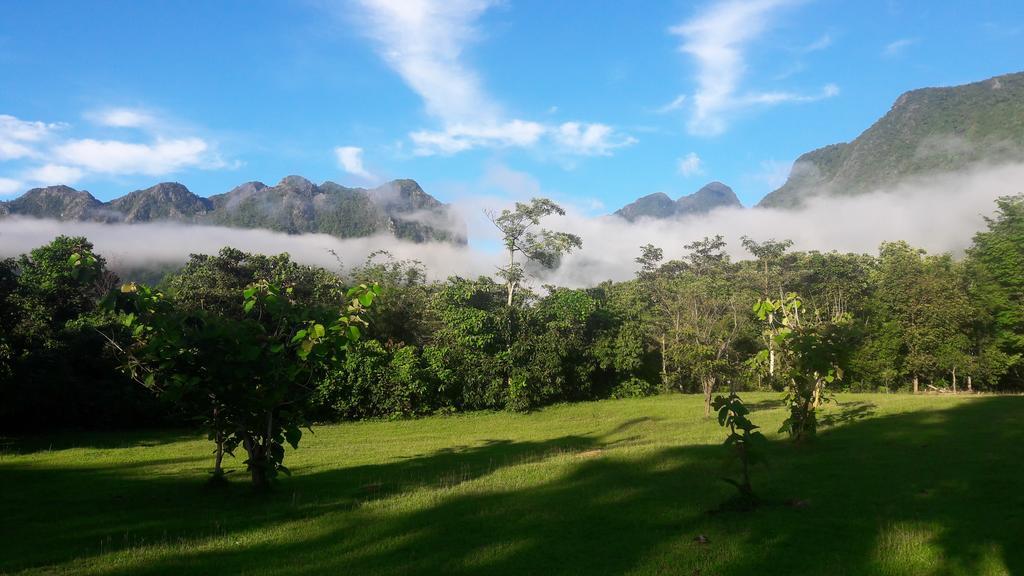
xmin=760 ymin=72 xmax=1024 ymax=208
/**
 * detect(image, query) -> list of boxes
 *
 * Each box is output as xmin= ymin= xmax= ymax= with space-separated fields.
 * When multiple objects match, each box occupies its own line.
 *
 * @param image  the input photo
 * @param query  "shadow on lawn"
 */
xmin=4 ymin=397 xmax=1024 ymax=575
xmin=0 ymin=428 xmax=198 ymax=455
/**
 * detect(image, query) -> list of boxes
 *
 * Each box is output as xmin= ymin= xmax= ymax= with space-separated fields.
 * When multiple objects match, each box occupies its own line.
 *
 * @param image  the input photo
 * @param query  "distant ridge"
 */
xmin=614 ymin=181 xmax=741 ymax=221
xmin=0 ymin=177 xmax=465 ymax=244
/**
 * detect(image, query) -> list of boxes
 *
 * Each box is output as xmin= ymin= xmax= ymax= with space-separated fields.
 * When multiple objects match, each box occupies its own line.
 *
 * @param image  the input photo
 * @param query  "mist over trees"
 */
xmin=0 ymin=195 xmax=1022 ymax=437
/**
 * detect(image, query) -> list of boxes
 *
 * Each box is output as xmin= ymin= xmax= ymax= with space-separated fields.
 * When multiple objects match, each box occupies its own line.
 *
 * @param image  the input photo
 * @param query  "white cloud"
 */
xmin=671 ymin=0 xmax=835 ymax=136
xmin=90 ymin=108 xmax=157 ymax=128
xmin=0 ymin=220 xmax=493 ymax=283
xmin=354 ymin=0 xmax=500 ymax=125
xmin=410 ymin=120 xmax=547 ymax=156
xmin=53 ymin=137 xmax=213 ymax=176
xmin=0 ymin=114 xmax=63 ymax=160
xmin=334 ymin=146 xmax=376 ymax=181
xmin=657 ymin=94 xmax=688 ymax=114
xmin=677 ymin=152 xmax=704 ymax=176
xmin=0 ymin=176 xmax=22 ymax=196
xmin=542 ymin=161 xmax=1024 ymax=286
xmin=801 ymin=33 xmax=833 ymax=53
xmin=350 ymin=0 xmax=634 ymax=157
xmin=23 ymin=164 xmax=84 ymax=185
xmin=2 ymin=162 xmax=1019 ymax=290
xmin=553 ymin=122 xmax=637 ymax=156
xmin=748 ymin=158 xmax=792 ymax=190
xmin=883 ymin=37 xmax=918 ymax=57
xmin=410 ymin=120 xmax=637 ymax=157
xmin=1 ymin=110 xmax=232 ymax=186
xmin=482 ymin=162 xmax=542 ymax=198
xmin=739 ymin=83 xmax=840 ymax=105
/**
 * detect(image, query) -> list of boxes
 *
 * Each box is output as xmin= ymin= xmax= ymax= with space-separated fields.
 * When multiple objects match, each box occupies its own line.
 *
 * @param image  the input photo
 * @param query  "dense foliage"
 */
xmin=1 ymin=194 xmax=1022 ymax=435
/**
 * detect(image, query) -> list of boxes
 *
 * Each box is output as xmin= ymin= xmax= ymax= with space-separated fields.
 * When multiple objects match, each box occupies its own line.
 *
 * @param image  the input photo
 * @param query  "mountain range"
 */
xmin=613 ymin=182 xmax=741 ymax=221
xmin=0 ymin=176 xmax=465 ymax=244
xmin=3 ymin=72 xmax=1021 ymax=234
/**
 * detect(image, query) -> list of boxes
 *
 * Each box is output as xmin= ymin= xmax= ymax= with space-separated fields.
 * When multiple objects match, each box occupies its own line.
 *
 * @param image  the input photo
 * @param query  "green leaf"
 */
xmin=313 ymin=324 xmax=326 ymax=339
xmin=243 ymin=299 xmax=255 ymax=313
xmin=348 ymin=324 xmax=361 ymax=341
xmin=285 ymin=426 xmax=302 ymax=449
xmin=359 ymin=292 xmax=374 ymax=307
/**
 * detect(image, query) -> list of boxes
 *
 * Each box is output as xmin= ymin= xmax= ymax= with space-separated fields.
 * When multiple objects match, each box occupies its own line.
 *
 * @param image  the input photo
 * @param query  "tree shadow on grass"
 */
xmin=5 ymin=398 xmax=1024 ymax=575
xmin=0 ymin=428 xmax=199 ymax=455
xmin=745 ymin=398 xmax=785 ymax=412
xmin=0 ymin=429 xmax=610 ymax=573
xmin=819 ymin=400 xmax=877 ymax=428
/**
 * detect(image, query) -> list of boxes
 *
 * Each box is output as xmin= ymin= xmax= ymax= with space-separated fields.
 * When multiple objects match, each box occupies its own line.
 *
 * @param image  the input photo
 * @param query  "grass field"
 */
xmin=2 ymin=393 xmax=1022 ymax=575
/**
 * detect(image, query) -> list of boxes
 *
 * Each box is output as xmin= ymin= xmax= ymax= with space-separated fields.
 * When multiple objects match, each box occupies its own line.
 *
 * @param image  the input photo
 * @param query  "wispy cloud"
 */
xmin=334 ymin=146 xmax=377 ymax=181
xmin=89 ymin=107 xmax=159 ymax=129
xmin=739 ymin=83 xmax=839 ymax=105
xmin=0 ymin=110 xmax=233 ymax=188
xmin=53 ymin=137 xmax=217 ymax=176
xmin=883 ymin=37 xmax=918 ymax=57
xmin=349 ymin=0 xmax=635 ymax=157
xmin=746 ymin=158 xmax=792 ymax=191
xmin=0 ymin=114 xmax=63 ymax=161
xmin=553 ymin=123 xmax=637 ymax=156
xmin=800 ymin=33 xmax=833 ymax=53
xmin=671 ymin=0 xmax=837 ymax=136
xmin=410 ymin=120 xmax=547 ymax=156
xmin=656 ymin=94 xmax=688 ymax=114
xmin=22 ymin=164 xmax=85 ymax=185
xmin=0 ymin=176 xmax=22 ymax=196
xmin=354 ymin=0 xmax=500 ymax=125
xmin=677 ymin=152 xmax=704 ymax=177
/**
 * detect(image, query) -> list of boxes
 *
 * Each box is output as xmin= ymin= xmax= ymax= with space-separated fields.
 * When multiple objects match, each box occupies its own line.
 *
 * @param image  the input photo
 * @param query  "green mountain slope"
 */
xmin=760 ymin=71 xmax=1024 ymax=208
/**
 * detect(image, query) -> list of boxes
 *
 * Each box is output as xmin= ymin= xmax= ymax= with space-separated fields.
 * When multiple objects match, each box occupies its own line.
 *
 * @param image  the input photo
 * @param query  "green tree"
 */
xmin=711 ymin=392 xmax=767 ymax=509
xmin=109 ymin=279 xmax=378 ymax=489
xmin=487 ymin=198 xmax=582 ymax=307
xmin=741 ymin=237 xmax=794 ymax=379
xmin=675 ymin=237 xmax=747 ymax=415
xmin=966 ymin=195 xmax=1024 ymax=388
xmin=873 ymin=242 xmax=972 ymax=392
xmin=753 ymin=293 xmax=851 ymax=441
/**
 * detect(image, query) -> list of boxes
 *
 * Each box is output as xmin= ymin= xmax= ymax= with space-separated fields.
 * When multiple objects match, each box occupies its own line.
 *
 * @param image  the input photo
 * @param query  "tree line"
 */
xmin=1 ymin=195 xmax=1021 ymax=438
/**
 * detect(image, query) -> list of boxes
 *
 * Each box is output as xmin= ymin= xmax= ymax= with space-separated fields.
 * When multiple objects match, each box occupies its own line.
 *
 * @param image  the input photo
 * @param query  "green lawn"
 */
xmin=2 ymin=393 xmax=1022 ymax=575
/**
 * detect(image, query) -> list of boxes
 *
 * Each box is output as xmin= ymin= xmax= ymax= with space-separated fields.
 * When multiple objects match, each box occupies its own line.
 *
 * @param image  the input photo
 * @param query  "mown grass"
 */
xmin=1 ymin=392 xmax=1022 ymax=575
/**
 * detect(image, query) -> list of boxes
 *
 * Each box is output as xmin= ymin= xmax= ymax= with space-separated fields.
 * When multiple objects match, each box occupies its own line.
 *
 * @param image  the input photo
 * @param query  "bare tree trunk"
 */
xmin=214 ymin=431 xmax=224 ymax=476
xmin=211 ymin=405 xmax=225 ymax=479
xmin=660 ymin=334 xmax=667 ymax=380
xmin=769 ymin=346 xmax=776 ymax=378
xmin=967 ymin=375 xmax=973 ymax=392
xmin=812 ymin=376 xmax=823 ymax=409
xmin=913 ymin=375 xmax=919 ymax=394
xmin=505 ymin=248 xmax=516 ymax=307
xmin=703 ymin=376 xmax=715 ymax=417
xmin=952 ymin=367 xmax=957 ymax=394
xmin=242 ymin=432 xmax=267 ymax=490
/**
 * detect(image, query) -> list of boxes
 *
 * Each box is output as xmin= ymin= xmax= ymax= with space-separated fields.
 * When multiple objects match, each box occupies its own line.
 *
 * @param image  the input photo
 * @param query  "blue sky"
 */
xmin=1 ymin=0 xmax=1022 ymax=211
